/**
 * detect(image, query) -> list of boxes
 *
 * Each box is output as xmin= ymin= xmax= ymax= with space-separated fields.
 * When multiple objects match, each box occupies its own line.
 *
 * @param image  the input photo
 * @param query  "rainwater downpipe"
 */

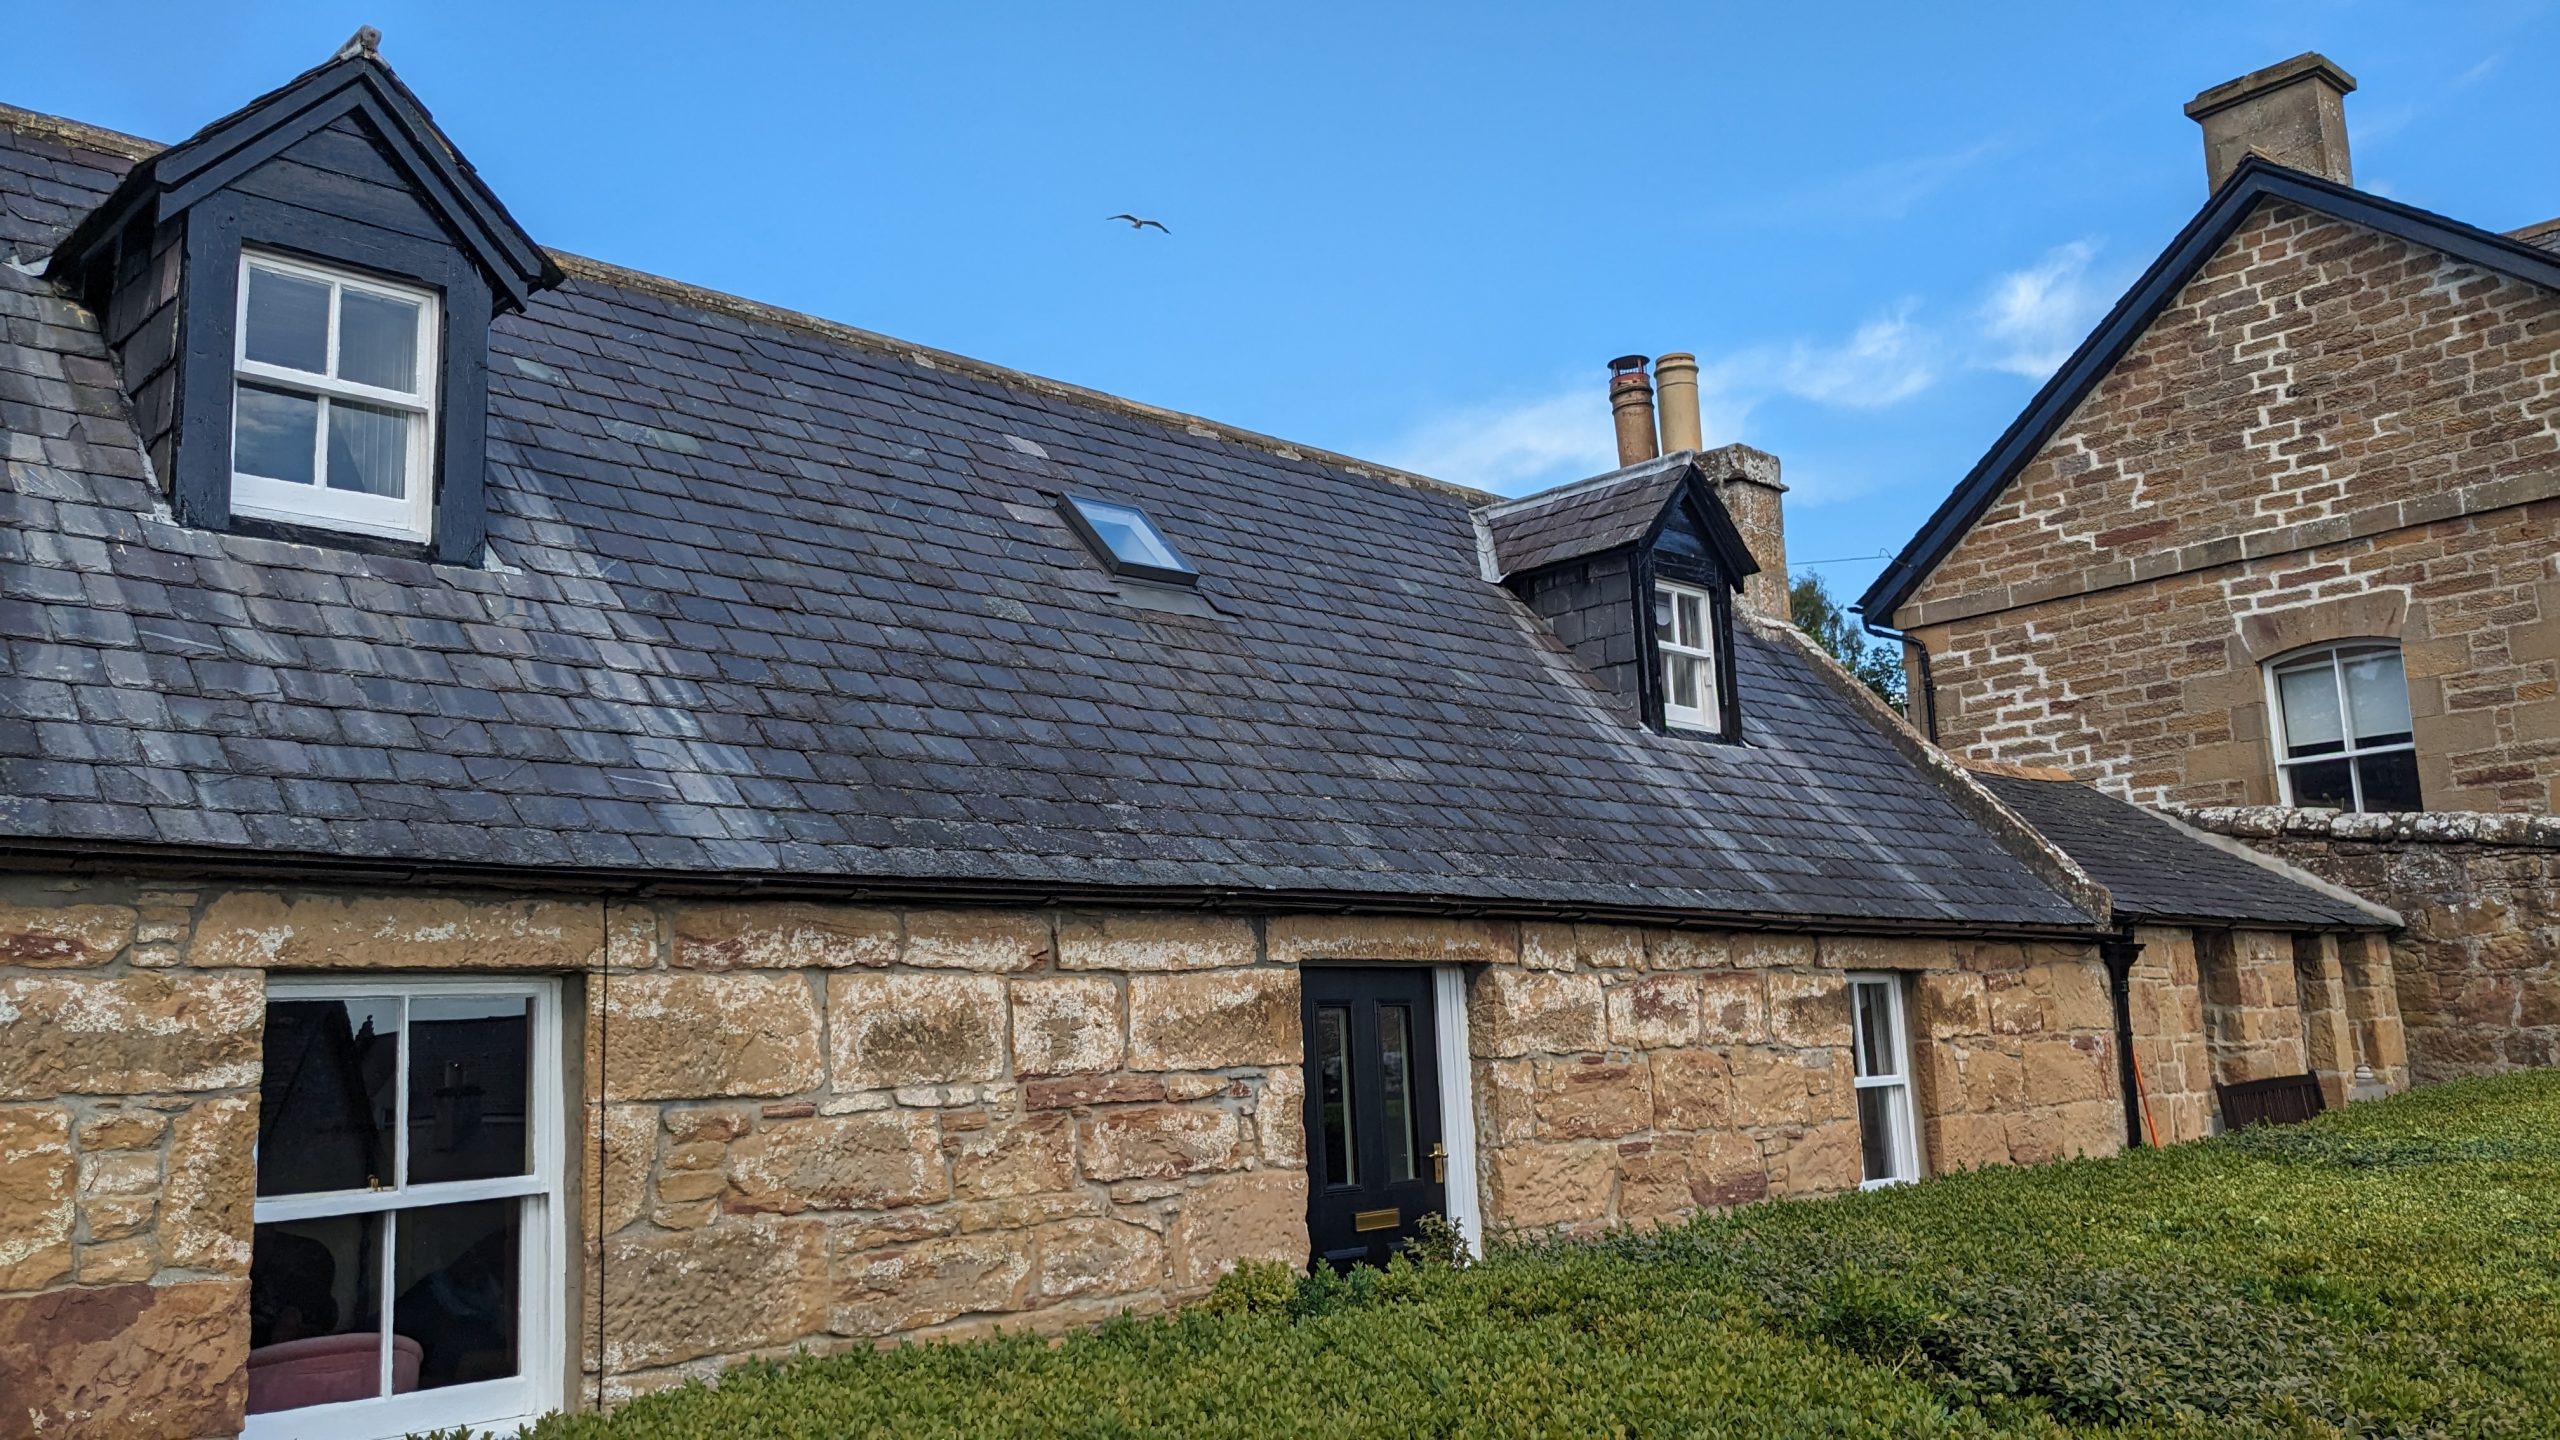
xmin=2102 ymin=934 xmax=2148 ymax=1149
xmin=1858 ymin=614 xmax=1938 ymax=743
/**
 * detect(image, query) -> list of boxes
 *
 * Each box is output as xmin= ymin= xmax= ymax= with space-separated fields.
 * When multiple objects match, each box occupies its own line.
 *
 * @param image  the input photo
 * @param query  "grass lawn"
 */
xmin=489 ymin=1071 xmax=2560 ymax=1438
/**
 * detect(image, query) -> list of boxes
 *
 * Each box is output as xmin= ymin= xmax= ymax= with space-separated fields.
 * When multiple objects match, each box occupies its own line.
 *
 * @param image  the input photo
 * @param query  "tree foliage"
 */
xmin=1789 ymin=573 xmax=1908 ymax=710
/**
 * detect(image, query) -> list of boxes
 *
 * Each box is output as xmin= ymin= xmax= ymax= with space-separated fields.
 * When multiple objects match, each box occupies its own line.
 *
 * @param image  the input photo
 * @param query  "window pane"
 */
xmin=2276 ymin=661 xmax=2345 ymax=755
xmin=2286 ymin=757 xmax=2356 ymax=809
xmin=1379 ymin=1004 xmax=1418 ymax=1184
xmin=1067 ymin=496 xmax=1189 ymax=571
xmin=234 ymin=383 xmax=320 ymax=486
xmin=1668 ymin=654 xmax=1701 ymax=711
xmin=2356 ymin=750 xmax=2423 ymax=814
xmin=1653 ymin=586 xmax=1677 ymax=641
xmin=244 ymin=265 xmax=330 ymax=374
xmin=1852 ymin=981 xmax=1898 ymax=1079
xmin=407 ymin=996 xmax=533 ymax=1186
xmin=1316 ymin=1005 xmax=1355 ymax=1187
xmin=1676 ymin=592 xmax=1704 ymax=648
xmin=259 ymin=997 xmax=401 ymax=1197
xmin=1857 ymin=1085 xmax=1905 ymax=1184
xmin=2341 ymin=650 xmax=2413 ymax=747
xmin=338 ymin=288 xmax=422 ymax=392
xmin=326 ymin=399 xmax=410 ymax=498
xmin=393 ymin=1199 xmax=521 ymax=1392
xmin=248 ymin=1214 xmax=388 ymax=1414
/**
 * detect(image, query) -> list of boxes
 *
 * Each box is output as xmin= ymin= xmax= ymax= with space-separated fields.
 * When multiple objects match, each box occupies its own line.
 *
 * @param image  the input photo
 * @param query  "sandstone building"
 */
xmin=1862 ymin=55 xmax=2560 ymax=1086
xmin=0 ymin=39 xmax=2405 ymax=1439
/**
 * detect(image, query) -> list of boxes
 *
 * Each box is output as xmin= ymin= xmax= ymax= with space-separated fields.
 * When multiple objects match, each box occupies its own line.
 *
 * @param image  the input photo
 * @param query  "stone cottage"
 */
xmin=1859 ymin=54 xmax=2560 ymax=1084
xmin=0 ymin=37 xmax=2404 ymax=1440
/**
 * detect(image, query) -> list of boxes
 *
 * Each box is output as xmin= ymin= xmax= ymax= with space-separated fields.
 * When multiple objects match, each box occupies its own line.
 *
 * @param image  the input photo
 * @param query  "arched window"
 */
xmin=2266 ymin=642 xmax=2421 ymax=812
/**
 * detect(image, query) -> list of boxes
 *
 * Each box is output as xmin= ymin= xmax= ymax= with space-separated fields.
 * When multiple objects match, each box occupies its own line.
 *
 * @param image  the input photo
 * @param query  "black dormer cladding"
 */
xmin=1494 ymin=457 xmax=1756 ymax=737
xmin=49 ymin=45 xmax=555 ymax=564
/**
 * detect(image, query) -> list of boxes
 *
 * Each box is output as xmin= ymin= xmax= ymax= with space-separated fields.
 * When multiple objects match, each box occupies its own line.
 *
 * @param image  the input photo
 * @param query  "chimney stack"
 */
xmin=1654 ymin=352 xmax=1703 ymax=454
xmin=2185 ymin=53 xmax=2357 ymax=191
xmin=1608 ymin=355 xmax=1658 ymax=467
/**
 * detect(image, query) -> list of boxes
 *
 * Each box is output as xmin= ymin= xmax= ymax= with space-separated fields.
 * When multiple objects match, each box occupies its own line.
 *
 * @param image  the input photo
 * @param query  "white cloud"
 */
xmin=1756 ymin=307 xmax=1936 ymax=408
xmin=1976 ymin=240 xmax=2109 ymax=380
xmin=1377 ymin=388 xmax=1618 ymax=496
xmin=1716 ymin=141 xmax=2001 ymax=227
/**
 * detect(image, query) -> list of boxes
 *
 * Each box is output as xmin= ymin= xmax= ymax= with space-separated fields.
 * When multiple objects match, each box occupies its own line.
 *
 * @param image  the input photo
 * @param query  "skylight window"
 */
xmin=1060 ymin=495 xmax=1198 ymax=586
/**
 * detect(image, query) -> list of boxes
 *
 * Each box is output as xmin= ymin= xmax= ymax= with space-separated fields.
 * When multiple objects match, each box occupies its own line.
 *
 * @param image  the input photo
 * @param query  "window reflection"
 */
xmin=407 ymin=996 xmax=532 ymax=1186
xmin=1316 ymin=1005 xmax=1355 ymax=1187
xmin=394 ymin=1199 xmax=521 ymax=1391
xmin=1379 ymin=1004 xmax=1418 ymax=1183
xmin=259 ymin=998 xmax=401 ymax=1196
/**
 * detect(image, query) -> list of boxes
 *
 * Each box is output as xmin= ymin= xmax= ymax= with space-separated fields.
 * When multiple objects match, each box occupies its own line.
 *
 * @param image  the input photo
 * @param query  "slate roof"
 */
xmin=1974 ymin=773 xmax=2390 ymax=931
xmin=1480 ymin=455 xmax=1693 ymax=579
xmin=1861 ymin=156 xmax=2560 ymax=623
xmin=0 ymin=104 xmax=2096 ymax=932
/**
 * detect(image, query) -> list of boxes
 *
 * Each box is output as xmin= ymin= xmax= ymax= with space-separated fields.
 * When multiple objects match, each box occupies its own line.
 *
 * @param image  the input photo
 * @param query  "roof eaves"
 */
xmin=1857 ymin=157 xmax=2560 ymax=622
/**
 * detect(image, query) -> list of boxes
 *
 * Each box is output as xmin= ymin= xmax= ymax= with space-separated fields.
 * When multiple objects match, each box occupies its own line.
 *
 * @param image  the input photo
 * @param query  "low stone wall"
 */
xmin=2167 ymin=806 xmax=2560 ymax=1081
xmin=0 ymin=875 xmax=2138 ymax=1431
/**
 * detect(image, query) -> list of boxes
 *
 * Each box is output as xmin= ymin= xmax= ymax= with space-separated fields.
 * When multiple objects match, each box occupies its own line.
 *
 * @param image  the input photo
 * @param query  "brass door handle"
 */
xmin=1430 ymin=1142 xmax=1447 ymax=1183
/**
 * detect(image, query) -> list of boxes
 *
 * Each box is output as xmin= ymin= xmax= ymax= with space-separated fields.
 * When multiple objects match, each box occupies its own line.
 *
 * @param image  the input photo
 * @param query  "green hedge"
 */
xmin=442 ymin=1072 xmax=2560 ymax=1438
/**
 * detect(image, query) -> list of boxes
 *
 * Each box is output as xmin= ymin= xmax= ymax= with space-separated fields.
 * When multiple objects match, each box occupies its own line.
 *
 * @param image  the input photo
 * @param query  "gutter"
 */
xmin=1857 ymin=614 xmax=1937 ymax=743
xmin=0 ymin=837 xmax=2108 ymax=944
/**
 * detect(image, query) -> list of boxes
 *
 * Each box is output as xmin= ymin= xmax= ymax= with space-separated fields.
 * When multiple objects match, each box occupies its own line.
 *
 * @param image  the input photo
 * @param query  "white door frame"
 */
xmin=1430 ymin=965 xmax=1483 ymax=1252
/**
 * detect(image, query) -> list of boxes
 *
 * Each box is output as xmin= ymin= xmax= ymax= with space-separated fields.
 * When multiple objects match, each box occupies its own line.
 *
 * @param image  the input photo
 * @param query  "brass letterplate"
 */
xmin=1352 ymin=1207 xmax=1401 ymax=1233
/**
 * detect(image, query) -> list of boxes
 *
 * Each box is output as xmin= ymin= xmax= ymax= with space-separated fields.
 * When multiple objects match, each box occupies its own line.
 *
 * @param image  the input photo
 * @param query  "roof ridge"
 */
xmin=0 ymin=101 xmax=163 ymax=162
xmin=545 ymin=250 xmax=1498 ymax=508
xmin=1475 ymin=451 xmax=1691 ymax=518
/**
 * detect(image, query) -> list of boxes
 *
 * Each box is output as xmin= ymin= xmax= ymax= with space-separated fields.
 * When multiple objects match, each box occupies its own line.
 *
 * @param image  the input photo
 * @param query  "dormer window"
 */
xmin=1654 ymin=580 xmax=1723 ymax=731
xmin=1060 ymin=494 xmax=1198 ymax=586
xmin=233 ymin=252 xmax=440 ymax=543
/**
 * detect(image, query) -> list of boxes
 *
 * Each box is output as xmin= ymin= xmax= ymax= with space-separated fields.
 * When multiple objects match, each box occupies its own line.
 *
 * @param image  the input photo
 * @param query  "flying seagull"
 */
xmin=1108 ymin=214 xmax=1170 ymax=234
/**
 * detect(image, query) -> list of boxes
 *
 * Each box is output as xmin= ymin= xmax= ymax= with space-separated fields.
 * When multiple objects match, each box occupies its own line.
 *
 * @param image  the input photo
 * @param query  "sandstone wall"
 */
xmin=2168 ymin=807 xmax=2557 ymax=1082
xmin=1892 ymin=199 xmax=2560 ymax=813
xmin=0 ymin=876 xmax=2138 ymax=1431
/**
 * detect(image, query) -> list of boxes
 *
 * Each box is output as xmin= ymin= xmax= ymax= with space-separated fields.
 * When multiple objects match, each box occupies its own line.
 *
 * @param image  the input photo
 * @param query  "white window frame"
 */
xmin=1847 ymin=973 xmax=1924 ymax=1190
xmin=1654 ymin=579 xmax=1723 ymax=732
xmin=246 ymin=976 xmax=565 ymax=1440
xmin=231 ymin=250 xmax=440 ymax=544
xmin=2262 ymin=641 xmax=2417 ymax=813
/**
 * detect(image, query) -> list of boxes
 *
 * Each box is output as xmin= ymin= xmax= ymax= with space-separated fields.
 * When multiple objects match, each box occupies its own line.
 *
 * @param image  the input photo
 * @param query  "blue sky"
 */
xmin=13 ymin=3 xmax=2557 ymax=604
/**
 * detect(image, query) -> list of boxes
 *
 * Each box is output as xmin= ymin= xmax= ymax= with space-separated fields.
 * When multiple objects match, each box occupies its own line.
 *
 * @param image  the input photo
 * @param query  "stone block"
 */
xmin=904 ymin=909 xmax=1052 ymax=972
xmin=1079 ymin=1106 xmax=1246 ymax=1181
xmin=1520 ymin=923 xmax=1642 ymax=971
xmin=949 ymin=1112 xmax=1078 ymax=1200
xmin=1819 ymin=935 xmax=1954 ymax=971
xmin=0 ymin=972 xmax=262 ymax=1100
xmin=0 ymin=1105 xmax=73 ymax=1291
xmin=1684 ymin=1130 xmax=1769 ymax=1210
xmin=1694 ymin=973 xmax=1768 ymax=1044
xmin=672 ymin=900 xmax=898 ymax=969
xmin=1984 ymin=972 xmax=2048 ymax=1036
xmin=74 ymin=1108 xmax=167 ymax=1151
xmin=1729 ymin=1048 xmax=1849 ymax=1126
xmin=1643 ymin=929 xmax=1730 ymax=972
xmin=1605 ymin=974 xmax=1700 ymax=1048
xmin=191 ymin=890 xmax=602 ymax=970
xmin=1532 ymin=1056 xmax=1652 ymax=1139
xmin=1058 ymin=913 xmax=1256 ymax=971
xmin=1730 ymin=934 xmax=1816 ymax=970
xmin=161 ymin=1096 xmax=254 ymax=1274
xmin=1257 ymin=1066 xmax=1305 ymax=1165
xmin=80 ymin=1237 xmax=157 ymax=1283
xmin=2024 ymin=1035 xmax=2112 ymax=1105
xmin=1768 ymin=1119 xmax=1861 ymax=1197
xmin=1010 ymin=977 xmax=1124 ymax=1077
xmin=1650 ymin=1048 xmax=1735 ymax=1132
xmin=600 ymin=1219 xmax=828 ymax=1371
xmin=832 ymin=1232 xmax=1032 ymax=1336
xmin=1614 ymin=1144 xmax=1692 ymax=1225
xmin=592 ymin=1103 xmax=655 ymax=1238
xmin=1954 ymin=1042 xmax=2028 ymax=1112
xmin=1467 ymin=970 xmax=1604 ymax=1058
xmin=1928 ymin=1111 xmax=2011 ymax=1172
xmin=0 ymin=1278 xmax=247 ymax=1439
xmin=829 ymin=973 xmax=1008 ymax=1090
xmin=1267 ymin=916 xmax=1517 ymax=966
xmin=1035 ymin=1217 xmax=1166 ymax=1301
xmin=1485 ymin=1143 xmax=1614 ymax=1230
xmin=1766 ymin=973 xmax=1850 ymax=1047
xmin=1025 ymin=1074 xmax=1167 ymax=1110
xmin=727 ymin=1111 xmax=947 ymax=1213
xmin=1913 ymin=971 xmax=1989 ymax=1039
xmin=0 ymin=899 xmax=134 ymax=967
xmin=1172 ymin=1169 xmax=1310 ymax=1288
xmin=602 ymin=973 xmax=824 ymax=1100
xmin=1127 ymin=969 xmax=1298 ymax=1072
xmin=2037 ymin=961 xmax=2117 ymax=1033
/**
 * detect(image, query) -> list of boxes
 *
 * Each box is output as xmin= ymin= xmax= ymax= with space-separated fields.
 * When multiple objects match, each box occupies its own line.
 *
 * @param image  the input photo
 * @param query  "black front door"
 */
xmin=1302 ymin=965 xmax=1446 ymax=1269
